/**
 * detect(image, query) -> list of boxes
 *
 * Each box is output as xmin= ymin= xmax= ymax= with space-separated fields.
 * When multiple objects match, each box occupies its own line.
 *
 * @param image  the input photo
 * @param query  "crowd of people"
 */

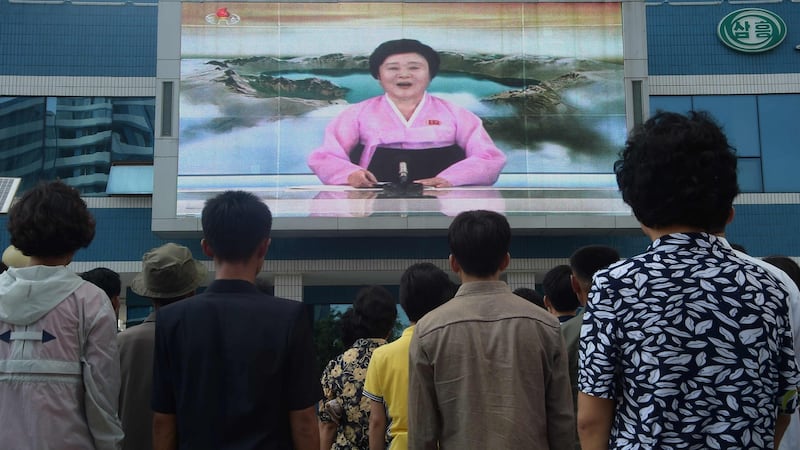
xmin=0 ymin=109 xmax=799 ymax=450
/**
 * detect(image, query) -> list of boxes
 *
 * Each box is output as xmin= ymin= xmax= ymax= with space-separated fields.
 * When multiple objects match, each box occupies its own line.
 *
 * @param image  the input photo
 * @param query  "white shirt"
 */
xmin=719 ymin=237 xmax=800 ymax=450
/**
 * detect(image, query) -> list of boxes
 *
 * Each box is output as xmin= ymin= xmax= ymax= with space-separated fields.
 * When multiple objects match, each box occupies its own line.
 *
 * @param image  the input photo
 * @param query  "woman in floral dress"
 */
xmin=320 ymin=286 xmax=398 ymax=450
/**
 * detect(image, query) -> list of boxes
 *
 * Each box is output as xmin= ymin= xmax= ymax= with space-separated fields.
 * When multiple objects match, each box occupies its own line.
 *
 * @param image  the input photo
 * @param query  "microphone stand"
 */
xmin=380 ymin=161 xmax=425 ymax=198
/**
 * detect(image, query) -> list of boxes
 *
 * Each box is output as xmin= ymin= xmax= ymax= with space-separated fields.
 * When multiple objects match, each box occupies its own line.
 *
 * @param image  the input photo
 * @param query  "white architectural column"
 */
xmin=273 ymin=273 xmax=304 ymax=301
xmin=506 ymin=271 xmax=537 ymax=292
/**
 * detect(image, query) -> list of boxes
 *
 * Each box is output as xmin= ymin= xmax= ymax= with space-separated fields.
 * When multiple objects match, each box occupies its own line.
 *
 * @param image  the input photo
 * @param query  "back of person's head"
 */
xmin=201 ymin=190 xmax=272 ymax=262
xmin=80 ymin=267 xmax=121 ymax=300
xmin=339 ymin=308 xmax=357 ymax=349
xmin=8 ymin=180 xmax=96 ymax=258
xmin=615 ymin=111 xmax=739 ymax=231
xmin=763 ymin=256 xmax=800 ymax=290
xmin=130 ymin=243 xmax=207 ymax=307
xmin=448 ymin=210 xmax=510 ymax=277
xmin=399 ymin=263 xmax=456 ymax=322
xmin=343 ymin=285 xmax=397 ymax=346
xmin=513 ymin=287 xmax=546 ymax=309
xmin=542 ymin=265 xmax=580 ymax=313
xmin=569 ymin=245 xmax=620 ymax=286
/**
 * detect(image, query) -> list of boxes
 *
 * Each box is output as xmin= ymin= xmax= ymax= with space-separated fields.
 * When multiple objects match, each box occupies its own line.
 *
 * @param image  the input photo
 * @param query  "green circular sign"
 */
xmin=717 ymin=8 xmax=787 ymax=53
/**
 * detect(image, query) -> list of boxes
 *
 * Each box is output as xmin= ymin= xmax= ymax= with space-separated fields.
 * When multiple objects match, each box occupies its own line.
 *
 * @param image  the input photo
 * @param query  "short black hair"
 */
xmin=513 ymin=287 xmax=545 ymax=309
xmin=8 ymin=180 xmax=95 ymax=257
xmin=369 ymin=39 xmax=441 ymax=79
xmin=448 ymin=210 xmax=510 ymax=278
xmin=569 ymin=245 xmax=620 ymax=284
xmin=763 ymin=256 xmax=800 ymax=290
xmin=81 ymin=267 xmax=121 ymax=299
xmin=399 ymin=263 xmax=455 ymax=322
xmin=201 ymin=191 xmax=272 ymax=262
xmin=341 ymin=286 xmax=397 ymax=346
xmin=615 ymin=111 xmax=739 ymax=231
xmin=542 ymin=265 xmax=580 ymax=313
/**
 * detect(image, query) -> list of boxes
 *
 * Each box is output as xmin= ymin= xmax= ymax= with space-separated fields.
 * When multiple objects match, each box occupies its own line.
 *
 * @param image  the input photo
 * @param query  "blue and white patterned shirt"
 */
xmin=579 ymin=232 xmax=800 ymax=449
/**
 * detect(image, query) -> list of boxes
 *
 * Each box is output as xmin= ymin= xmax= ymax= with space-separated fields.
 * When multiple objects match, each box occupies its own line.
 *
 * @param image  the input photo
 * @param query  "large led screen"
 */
xmin=178 ymin=2 xmax=627 ymax=218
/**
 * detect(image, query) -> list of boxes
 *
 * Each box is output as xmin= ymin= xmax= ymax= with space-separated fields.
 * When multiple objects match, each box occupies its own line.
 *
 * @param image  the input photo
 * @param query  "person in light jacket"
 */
xmin=0 ymin=181 xmax=123 ymax=450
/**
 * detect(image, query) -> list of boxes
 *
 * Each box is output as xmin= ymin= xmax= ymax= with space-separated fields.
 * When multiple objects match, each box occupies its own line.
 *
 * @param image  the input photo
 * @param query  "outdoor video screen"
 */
xmin=178 ymin=2 xmax=626 ymax=217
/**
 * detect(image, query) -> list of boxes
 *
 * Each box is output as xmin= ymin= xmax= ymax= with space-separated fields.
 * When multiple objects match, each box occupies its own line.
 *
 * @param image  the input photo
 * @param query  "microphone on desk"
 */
xmin=380 ymin=161 xmax=423 ymax=197
xmin=398 ymin=161 xmax=409 ymax=185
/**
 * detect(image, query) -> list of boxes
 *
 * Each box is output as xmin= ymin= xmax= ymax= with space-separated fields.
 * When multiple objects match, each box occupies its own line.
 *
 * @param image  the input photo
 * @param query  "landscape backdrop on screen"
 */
xmin=177 ymin=2 xmax=625 ymax=198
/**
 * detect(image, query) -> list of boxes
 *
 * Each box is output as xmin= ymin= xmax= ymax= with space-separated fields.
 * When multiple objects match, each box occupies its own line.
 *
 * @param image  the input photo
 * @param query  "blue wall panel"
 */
xmin=650 ymin=95 xmax=692 ymax=115
xmin=1 ymin=204 xmax=798 ymax=262
xmin=726 ymin=204 xmax=800 ymax=257
xmin=758 ymin=94 xmax=800 ymax=192
xmin=647 ymin=3 xmax=800 ymax=76
xmin=737 ymin=158 xmax=763 ymax=193
xmin=0 ymin=2 xmax=157 ymax=77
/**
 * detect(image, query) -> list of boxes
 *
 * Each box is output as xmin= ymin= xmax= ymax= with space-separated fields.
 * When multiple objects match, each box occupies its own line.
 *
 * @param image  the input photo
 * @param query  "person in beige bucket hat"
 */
xmin=130 ymin=243 xmax=207 ymax=299
xmin=118 ymin=242 xmax=207 ymax=450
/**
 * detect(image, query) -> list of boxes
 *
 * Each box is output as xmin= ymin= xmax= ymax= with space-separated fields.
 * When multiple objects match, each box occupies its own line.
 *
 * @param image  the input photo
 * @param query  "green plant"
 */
xmin=313 ymin=310 xmax=345 ymax=375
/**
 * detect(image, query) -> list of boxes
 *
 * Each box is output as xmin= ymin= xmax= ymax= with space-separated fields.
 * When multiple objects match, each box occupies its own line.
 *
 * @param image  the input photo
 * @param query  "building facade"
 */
xmin=0 ymin=0 xmax=798 ymax=326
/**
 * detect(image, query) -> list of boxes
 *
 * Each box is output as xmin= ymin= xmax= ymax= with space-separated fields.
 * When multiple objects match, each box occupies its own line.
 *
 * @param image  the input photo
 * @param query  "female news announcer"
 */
xmin=307 ymin=39 xmax=506 ymax=188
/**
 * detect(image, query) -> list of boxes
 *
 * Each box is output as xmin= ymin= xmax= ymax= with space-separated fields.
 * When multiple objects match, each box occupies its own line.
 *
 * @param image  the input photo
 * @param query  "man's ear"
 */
xmin=570 ymin=274 xmax=589 ymax=307
xmin=257 ymin=238 xmax=271 ymax=259
xmin=200 ymin=239 xmax=215 ymax=258
xmin=570 ymin=274 xmax=582 ymax=296
xmin=543 ymin=296 xmax=554 ymax=314
xmin=449 ymin=254 xmax=460 ymax=274
xmin=498 ymin=252 xmax=510 ymax=272
xmin=727 ymin=207 xmax=735 ymax=225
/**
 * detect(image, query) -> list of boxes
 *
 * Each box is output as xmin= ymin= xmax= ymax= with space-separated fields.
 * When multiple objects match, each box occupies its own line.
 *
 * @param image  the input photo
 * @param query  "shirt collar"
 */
xmin=648 ymin=232 xmax=722 ymax=253
xmin=384 ymin=92 xmax=428 ymax=128
xmin=454 ymin=280 xmax=510 ymax=298
xmin=353 ymin=337 xmax=387 ymax=349
xmin=205 ymin=278 xmax=261 ymax=294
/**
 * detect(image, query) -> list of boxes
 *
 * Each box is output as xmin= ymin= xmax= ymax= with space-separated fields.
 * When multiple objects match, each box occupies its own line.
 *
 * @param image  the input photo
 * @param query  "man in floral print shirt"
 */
xmin=578 ymin=111 xmax=800 ymax=450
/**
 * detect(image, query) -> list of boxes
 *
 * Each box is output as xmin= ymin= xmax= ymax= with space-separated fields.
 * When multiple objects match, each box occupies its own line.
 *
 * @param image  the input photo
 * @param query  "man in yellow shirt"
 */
xmin=363 ymin=263 xmax=456 ymax=450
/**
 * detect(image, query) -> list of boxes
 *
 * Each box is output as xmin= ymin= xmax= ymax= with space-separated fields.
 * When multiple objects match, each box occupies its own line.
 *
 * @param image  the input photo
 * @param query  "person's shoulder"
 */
xmin=155 ymin=292 xmax=211 ymax=324
xmin=591 ymin=254 xmax=646 ymax=287
xmin=117 ymin=322 xmax=154 ymax=348
xmin=510 ymin=295 xmax=561 ymax=329
xmin=71 ymin=280 xmax=116 ymax=318
xmin=368 ymin=343 xmax=391 ymax=366
xmin=73 ymin=279 xmax=108 ymax=303
xmin=348 ymin=95 xmax=386 ymax=114
xmin=713 ymin=247 xmax=785 ymax=290
xmin=415 ymin=298 xmax=457 ymax=331
xmin=256 ymin=294 xmax=308 ymax=318
xmin=372 ymin=335 xmax=407 ymax=359
xmin=561 ymin=312 xmax=583 ymax=338
xmin=733 ymin=250 xmax=793 ymax=285
xmin=326 ymin=95 xmax=382 ymax=125
xmin=117 ymin=322 xmax=152 ymax=338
